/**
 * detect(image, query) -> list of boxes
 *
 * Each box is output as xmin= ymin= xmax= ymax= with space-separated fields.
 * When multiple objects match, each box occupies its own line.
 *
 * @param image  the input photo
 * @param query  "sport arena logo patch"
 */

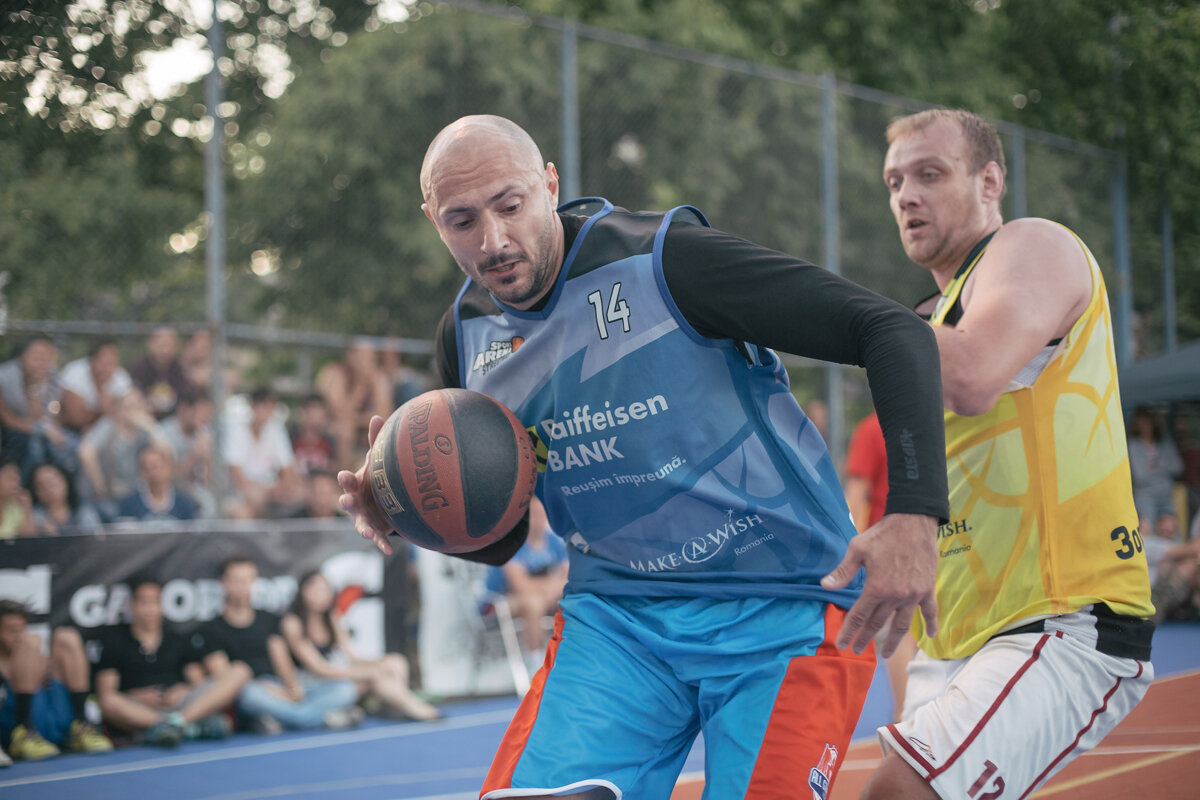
xmin=470 ymin=337 xmax=524 ymax=375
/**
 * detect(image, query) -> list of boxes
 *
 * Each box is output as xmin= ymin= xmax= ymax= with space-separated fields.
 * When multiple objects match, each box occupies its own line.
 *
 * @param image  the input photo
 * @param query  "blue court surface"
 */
xmin=2 ymin=622 xmax=1195 ymax=800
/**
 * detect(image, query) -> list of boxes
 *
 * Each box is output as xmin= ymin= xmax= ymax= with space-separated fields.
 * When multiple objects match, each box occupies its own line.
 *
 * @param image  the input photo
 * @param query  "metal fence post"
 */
xmin=1162 ymin=185 xmax=1176 ymax=353
xmin=1112 ymin=154 xmax=1133 ymax=369
xmin=560 ymin=21 xmax=581 ymax=202
xmin=206 ymin=2 xmax=229 ymax=511
xmin=821 ymin=72 xmax=844 ymax=463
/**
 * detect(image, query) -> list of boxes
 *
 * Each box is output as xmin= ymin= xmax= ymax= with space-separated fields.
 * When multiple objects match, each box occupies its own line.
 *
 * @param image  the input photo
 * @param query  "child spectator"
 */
xmin=281 ymin=571 xmax=440 ymax=721
xmin=223 ymin=388 xmax=302 ymax=519
xmin=159 ymin=389 xmax=215 ymax=517
xmin=128 ymin=326 xmax=189 ymax=420
xmin=289 ymin=393 xmax=337 ymax=477
xmin=29 ymin=462 xmax=102 ymax=535
xmin=315 ymin=341 xmax=392 ymax=466
xmin=76 ymin=389 xmax=169 ymax=519
xmin=58 ymin=340 xmax=132 ymax=435
xmin=197 ymin=557 xmax=362 ymax=733
xmin=0 ymin=461 xmax=35 ymax=539
xmin=95 ymin=577 xmax=249 ymax=747
xmin=114 ymin=445 xmax=200 ymax=523
xmin=0 ymin=600 xmax=113 ymax=761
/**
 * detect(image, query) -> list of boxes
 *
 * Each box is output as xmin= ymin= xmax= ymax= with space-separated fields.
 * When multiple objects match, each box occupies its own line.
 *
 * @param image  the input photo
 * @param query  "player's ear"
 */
xmin=980 ymin=161 xmax=1004 ymax=203
xmin=421 ymin=202 xmax=435 ymax=225
xmin=545 ymin=162 xmax=560 ymax=205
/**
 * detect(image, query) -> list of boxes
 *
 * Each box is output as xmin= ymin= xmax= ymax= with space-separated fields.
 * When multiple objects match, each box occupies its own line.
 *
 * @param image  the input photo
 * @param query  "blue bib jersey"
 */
xmin=440 ymin=200 xmax=894 ymax=799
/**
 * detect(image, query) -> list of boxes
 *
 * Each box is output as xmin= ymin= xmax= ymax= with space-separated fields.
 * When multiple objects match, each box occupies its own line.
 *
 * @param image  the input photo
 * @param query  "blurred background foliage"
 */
xmin=1 ymin=0 xmax=1196 ymax=351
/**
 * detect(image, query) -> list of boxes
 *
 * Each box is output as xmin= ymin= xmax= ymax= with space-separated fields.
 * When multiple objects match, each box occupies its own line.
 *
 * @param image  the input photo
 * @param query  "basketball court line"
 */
xmin=196 ymin=768 xmax=490 ymax=800
xmin=0 ymin=709 xmax=513 ymax=789
xmin=1031 ymin=749 xmax=1198 ymax=795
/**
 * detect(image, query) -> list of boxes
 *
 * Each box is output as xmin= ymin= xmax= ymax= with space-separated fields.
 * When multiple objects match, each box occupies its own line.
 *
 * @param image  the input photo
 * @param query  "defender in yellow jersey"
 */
xmin=862 ymin=110 xmax=1155 ymax=800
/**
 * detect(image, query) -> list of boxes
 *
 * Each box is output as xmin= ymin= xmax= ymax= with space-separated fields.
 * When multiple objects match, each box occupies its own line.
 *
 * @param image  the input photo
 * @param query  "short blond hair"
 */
xmin=887 ymin=109 xmax=1006 ymax=178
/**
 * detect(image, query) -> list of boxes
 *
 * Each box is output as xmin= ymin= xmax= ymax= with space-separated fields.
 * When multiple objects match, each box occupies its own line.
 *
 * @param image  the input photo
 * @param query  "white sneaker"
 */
xmin=0 ymin=745 xmax=12 ymax=768
xmin=323 ymin=706 xmax=365 ymax=730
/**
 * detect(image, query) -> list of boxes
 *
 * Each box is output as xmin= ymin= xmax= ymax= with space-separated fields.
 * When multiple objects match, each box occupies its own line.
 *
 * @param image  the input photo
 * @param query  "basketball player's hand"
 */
xmin=338 ymin=414 xmax=397 ymax=555
xmin=821 ymin=513 xmax=938 ymax=657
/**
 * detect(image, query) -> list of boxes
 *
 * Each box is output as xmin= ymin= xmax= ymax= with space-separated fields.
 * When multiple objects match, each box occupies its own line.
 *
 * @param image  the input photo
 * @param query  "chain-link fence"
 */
xmin=6 ymin=0 xmax=1149 ymax=462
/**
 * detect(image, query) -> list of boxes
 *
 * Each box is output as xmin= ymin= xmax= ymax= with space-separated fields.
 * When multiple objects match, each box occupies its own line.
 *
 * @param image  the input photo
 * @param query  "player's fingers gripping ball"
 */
xmin=369 ymin=389 xmax=537 ymax=554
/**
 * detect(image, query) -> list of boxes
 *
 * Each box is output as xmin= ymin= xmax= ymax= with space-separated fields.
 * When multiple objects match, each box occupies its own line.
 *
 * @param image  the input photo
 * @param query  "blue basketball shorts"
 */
xmin=480 ymin=592 xmax=875 ymax=800
xmin=0 ymin=678 xmax=74 ymax=746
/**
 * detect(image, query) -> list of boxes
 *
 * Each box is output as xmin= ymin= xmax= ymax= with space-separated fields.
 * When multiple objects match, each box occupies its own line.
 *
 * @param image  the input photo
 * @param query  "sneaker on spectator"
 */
xmin=190 ymin=715 xmax=232 ymax=740
xmin=323 ymin=705 xmax=365 ymax=730
xmin=0 ymin=745 xmax=12 ymax=767
xmin=9 ymin=725 xmax=60 ymax=761
xmin=248 ymin=713 xmax=283 ymax=736
xmin=142 ymin=720 xmax=182 ymax=748
xmin=66 ymin=720 xmax=114 ymax=754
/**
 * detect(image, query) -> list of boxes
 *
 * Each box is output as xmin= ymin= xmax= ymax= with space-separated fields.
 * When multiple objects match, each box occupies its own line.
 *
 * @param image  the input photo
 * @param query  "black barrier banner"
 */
xmin=0 ymin=524 xmax=412 ymax=662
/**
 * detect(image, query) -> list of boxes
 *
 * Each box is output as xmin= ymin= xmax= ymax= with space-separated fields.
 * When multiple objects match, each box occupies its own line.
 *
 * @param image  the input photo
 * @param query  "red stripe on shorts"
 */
xmin=927 ymin=631 xmax=1061 ymax=779
xmin=1016 ymin=660 xmax=1143 ymax=800
xmin=744 ymin=605 xmax=875 ymax=799
xmin=479 ymin=609 xmax=566 ymax=798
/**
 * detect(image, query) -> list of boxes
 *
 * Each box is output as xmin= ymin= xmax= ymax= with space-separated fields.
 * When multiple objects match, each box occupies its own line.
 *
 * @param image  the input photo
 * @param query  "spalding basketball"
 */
xmin=368 ymin=389 xmax=537 ymax=554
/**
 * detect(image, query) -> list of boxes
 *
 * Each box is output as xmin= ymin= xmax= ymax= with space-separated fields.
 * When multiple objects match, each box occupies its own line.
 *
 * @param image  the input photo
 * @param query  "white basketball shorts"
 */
xmin=878 ymin=604 xmax=1154 ymax=800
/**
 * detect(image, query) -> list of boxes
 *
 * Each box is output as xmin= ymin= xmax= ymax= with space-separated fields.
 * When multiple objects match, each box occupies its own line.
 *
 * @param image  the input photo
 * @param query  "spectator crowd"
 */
xmin=0 ymin=328 xmax=432 ymax=535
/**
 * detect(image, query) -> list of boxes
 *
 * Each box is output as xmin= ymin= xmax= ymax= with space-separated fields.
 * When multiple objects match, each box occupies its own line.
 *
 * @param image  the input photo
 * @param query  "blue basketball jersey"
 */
xmin=454 ymin=199 xmax=862 ymax=604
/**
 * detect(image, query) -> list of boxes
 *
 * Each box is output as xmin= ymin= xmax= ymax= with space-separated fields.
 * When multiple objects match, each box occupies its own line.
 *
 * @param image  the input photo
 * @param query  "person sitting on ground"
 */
xmin=483 ymin=496 xmax=568 ymax=659
xmin=128 ymin=326 xmax=190 ymax=421
xmin=95 ymin=576 xmax=250 ymax=747
xmin=0 ymin=600 xmax=113 ymax=763
xmin=281 ymin=570 xmax=440 ymax=721
xmin=58 ymin=340 xmax=132 ymax=435
xmin=197 ymin=556 xmax=362 ymax=733
xmin=76 ymin=389 xmax=170 ymax=519
xmin=1150 ymin=516 xmax=1200 ymax=625
xmin=0 ymin=461 xmax=35 ymax=539
xmin=289 ymin=393 xmax=337 ymax=477
xmin=159 ymin=388 xmax=215 ymax=517
xmin=223 ymin=387 xmax=303 ymax=519
xmin=114 ymin=445 xmax=200 ymax=523
xmin=29 ymin=462 xmax=102 ymax=536
xmin=0 ymin=337 xmax=73 ymax=479
xmin=315 ymin=341 xmax=393 ymax=467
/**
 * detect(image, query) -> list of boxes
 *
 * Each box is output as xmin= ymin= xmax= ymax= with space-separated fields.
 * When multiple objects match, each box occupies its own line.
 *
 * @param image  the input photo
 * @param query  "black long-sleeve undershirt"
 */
xmin=436 ymin=212 xmax=948 ymax=532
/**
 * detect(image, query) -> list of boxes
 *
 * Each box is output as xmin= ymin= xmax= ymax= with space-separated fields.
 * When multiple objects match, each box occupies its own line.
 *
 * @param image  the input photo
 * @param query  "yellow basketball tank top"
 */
xmin=917 ymin=225 xmax=1154 ymax=660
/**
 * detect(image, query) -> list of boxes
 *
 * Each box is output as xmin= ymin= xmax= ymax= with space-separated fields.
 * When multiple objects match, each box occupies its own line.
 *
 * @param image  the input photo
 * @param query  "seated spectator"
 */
xmin=1150 ymin=533 xmax=1200 ymax=625
xmin=159 ymin=389 xmax=215 ymax=517
xmin=180 ymin=330 xmax=212 ymax=395
xmin=1129 ymin=406 xmax=1184 ymax=536
xmin=197 ymin=557 xmax=362 ymax=733
xmin=128 ymin=326 xmax=189 ymax=421
xmin=0 ymin=337 xmax=74 ymax=479
xmin=484 ymin=497 xmax=568 ymax=657
xmin=297 ymin=471 xmax=345 ymax=519
xmin=95 ymin=577 xmax=249 ymax=747
xmin=114 ymin=445 xmax=199 ymax=523
xmin=289 ymin=393 xmax=337 ymax=477
xmin=281 ymin=571 xmax=440 ymax=721
xmin=76 ymin=389 xmax=169 ymax=519
xmin=315 ymin=341 xmax=392 ymax=466
xmin=223 ymin=388 xmax=303 ymax=519
xmin=29 ymin=462 xmax=102 ymax=536
xmin=58 ymin=340 xmax=132 ymax=435
xmin=0 ymin=461 xmax=35 ymax=539
xmin=0 ymin=600 xmax=113 ymax=762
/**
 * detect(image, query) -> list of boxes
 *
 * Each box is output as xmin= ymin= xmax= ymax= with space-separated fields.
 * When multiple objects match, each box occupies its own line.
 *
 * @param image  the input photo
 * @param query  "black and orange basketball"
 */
xmin=368 ymin=388 xmax=537 ymax=554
